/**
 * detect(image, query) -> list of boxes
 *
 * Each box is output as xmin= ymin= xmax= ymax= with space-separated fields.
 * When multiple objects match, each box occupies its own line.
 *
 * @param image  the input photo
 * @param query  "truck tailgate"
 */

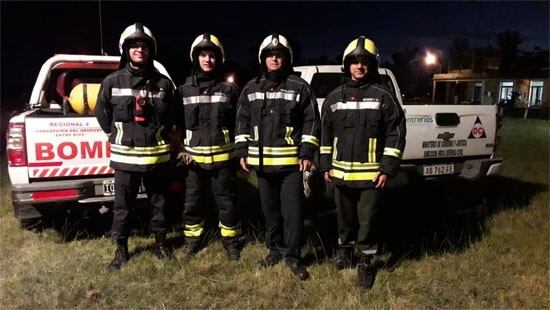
xmin=25 ymin=116 xmax=113 ymax=179
xmin=403 ymin=105 xmax=498 ymax=161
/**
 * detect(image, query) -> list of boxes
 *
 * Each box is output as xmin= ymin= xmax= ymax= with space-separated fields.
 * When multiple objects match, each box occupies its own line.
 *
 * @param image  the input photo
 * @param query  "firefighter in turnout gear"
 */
xmin=95 ymin=23 xmax=179 ymax=270
xmin=177 ymin=33 xmax=242 ymax=260
xmin=234 ymin=34 xmax=320 ymax=280
xmin=319 ymin=36 xmax=406 ymax=289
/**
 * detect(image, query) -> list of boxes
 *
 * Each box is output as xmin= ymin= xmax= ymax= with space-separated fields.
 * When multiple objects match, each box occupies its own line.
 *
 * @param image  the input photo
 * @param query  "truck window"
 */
xmin=310 ymin=72 xmax=397 ymax=99
xmin=46 ymin=68 xmax=116 ymax=105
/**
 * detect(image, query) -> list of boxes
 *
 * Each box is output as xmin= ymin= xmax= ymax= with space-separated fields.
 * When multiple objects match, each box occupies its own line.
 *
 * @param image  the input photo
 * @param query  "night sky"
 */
xmin=1 ymin=1 xmax=549 ymax=103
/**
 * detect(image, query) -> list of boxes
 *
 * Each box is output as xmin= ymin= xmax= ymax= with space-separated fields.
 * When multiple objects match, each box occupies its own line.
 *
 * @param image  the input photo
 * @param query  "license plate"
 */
xmin=423 ymin=163 xmax=454 ymax=176
xmin=103 ymin=179 xmax=146 ymax=196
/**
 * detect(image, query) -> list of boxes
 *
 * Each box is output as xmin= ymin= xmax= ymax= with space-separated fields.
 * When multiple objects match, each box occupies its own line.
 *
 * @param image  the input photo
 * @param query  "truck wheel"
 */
xmin=13 ymin=203 xmax=44 ymax=230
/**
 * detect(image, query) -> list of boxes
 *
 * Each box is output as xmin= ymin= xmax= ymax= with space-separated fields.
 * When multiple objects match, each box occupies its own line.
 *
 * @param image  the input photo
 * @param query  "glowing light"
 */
xmin=226 ymin=75 xmax=235 ymax=83
xmin=425 ymin=51 xmax=437 ymax=65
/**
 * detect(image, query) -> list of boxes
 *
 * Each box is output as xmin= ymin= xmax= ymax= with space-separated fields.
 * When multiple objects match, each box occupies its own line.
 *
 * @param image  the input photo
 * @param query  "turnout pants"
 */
xmin=257 ymin=170 xmax=304 ymax=263
xmin=183 ymin=166 xmax=240 ymax=238
xmin=111 ymin=165 xmax=168 ymax=241
xmin=334 ymin=185 xmax=380 ymax=256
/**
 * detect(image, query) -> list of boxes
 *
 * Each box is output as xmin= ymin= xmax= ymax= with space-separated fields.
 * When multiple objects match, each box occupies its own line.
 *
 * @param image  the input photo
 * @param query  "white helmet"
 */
xmin=258 ymin=33 xmax=294 ymax=66
xmin=118 ymin=23 xmax=157 ymax=67
xmin=190 ymin=33 xmax=225 ymax=64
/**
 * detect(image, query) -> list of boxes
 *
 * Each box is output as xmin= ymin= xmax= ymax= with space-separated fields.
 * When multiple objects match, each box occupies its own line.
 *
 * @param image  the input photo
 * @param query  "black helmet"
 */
xmin=258 ymin=34 xmax=293 ymax=69
xmin=342 ymin=36 xmax=379 ymax=75
xmin=190 ymin=33 xmax=225 ymax=64
xmin=118 ymin=23 xmax=157 ymax=68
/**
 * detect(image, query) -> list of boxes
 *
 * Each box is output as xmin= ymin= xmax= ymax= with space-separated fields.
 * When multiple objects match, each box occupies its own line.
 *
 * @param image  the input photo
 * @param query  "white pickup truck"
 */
xmin=6 ymin=57 xmax=502 ymax=228
xmin=294 ymin=65 xmax=503 ymax=181
xmin=6 ymin=54 xmax=173 ymax=228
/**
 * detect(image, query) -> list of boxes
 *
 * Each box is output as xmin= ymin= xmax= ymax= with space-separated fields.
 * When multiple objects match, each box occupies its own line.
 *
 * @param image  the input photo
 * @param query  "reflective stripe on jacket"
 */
xmin=234 ymin=74 xmax=320 ymax=173
xmin=319 ymin=81 xmax=406 ymax=187
xmin=95 ymin=66 xmax=178 ymax=172
xmin=178 ymin=77 xmax=239 ymax=170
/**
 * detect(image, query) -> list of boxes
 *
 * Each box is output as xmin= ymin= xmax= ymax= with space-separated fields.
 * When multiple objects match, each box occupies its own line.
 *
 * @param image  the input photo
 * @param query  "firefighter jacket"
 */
xmin=177 ymin=75 xmax=239 ymax=170
xmin=319 ymin=79 xmax=406 ymax=188
xmin=234 ymin=73 xmax=320 ymax=173
xmin=95 ymin=64 xmax=178 ymax=172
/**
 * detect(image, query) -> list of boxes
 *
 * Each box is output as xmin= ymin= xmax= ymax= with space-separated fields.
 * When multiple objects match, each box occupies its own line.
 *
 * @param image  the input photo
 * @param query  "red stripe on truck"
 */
xmin=50 ymin=168 xmax=59 ymax=177
xmin=28 ymin=161 xmax=63 ymax=167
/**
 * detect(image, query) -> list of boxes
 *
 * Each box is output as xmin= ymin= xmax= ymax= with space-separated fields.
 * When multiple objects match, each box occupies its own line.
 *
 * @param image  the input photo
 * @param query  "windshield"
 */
xmin=310 ymin=72 xmax=397 ymax=99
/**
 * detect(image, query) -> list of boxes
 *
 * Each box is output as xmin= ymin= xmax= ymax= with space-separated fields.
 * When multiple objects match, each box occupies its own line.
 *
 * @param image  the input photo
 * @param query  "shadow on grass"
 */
xmin=18 ymin=171 xmax=546 ymax=271
xmin=302 ymin=172 xmax=547 ymax=270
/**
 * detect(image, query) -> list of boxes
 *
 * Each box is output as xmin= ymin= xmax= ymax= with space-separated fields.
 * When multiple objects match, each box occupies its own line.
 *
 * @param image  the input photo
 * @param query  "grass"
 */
xmin=0 ymin=117 xmax=548 ymax=309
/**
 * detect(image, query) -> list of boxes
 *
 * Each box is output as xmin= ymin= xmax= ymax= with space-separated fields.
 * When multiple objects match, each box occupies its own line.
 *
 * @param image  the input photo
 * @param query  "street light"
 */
xmin=424 ymin=50 xmax=442 ymax=102
xmin=424 ymin=51 xmax=441 ymax=73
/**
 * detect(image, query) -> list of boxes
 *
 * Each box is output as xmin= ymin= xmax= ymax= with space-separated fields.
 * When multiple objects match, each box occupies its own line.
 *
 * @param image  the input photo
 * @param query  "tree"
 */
xmin=448 ymin=37 xmax=472 ymax=70
xmin=496 ymin=30 xmax=523 ymax=73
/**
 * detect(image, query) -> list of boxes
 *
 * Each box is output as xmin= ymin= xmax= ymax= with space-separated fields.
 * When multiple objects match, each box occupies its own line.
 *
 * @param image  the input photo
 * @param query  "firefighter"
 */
xmin=234 ymin=34 xmax=320 ymax=280
xmin=177 ymin=33 xmax=242 ymax=260
xmin=319 ymin=36 xmax=406 ymax=289
xmin=95 ymin=23 xmax=179 ymax=270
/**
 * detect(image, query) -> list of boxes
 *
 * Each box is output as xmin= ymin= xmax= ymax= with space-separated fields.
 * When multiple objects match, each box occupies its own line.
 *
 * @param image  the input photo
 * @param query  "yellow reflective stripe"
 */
xmin=343 ymin=39 xmax=359 ymax=60
xmin=222 ymin=128 xmax=230 ymax=144
xmin=184 ymin=223 xmax=204 ymax=237
xmin=184 ymin=144 xmax=233 ymax=154
xmin=331 ymin=169 xmax=378 ymax=181
xmin=332 ymin=137 xmax=338 ymax=160
xmin=253 ymin=126 xmax=259 ymax=141
xmin=191 ymin=153 xmax=231 ymax=164
xmin=219 ymin=222 xmax=241 ymax=237
xmin=383 ymin=147 xmax=402 ymax=158
xmin=110 ymin=153 xmax=170 ymax=165
xmin=235 ymin=134 xmax=250 ymax=143
xmin=247 ymin=156 xmax=299 ymax=166
xmin=332 ymin=160 xmax=379 ymax=171
xmin=115 ymin=122 xmax=123 ymax=144
xmin=285 ymin=127 xmax=294 ymax=145
xmin=155 ymin=125 xmax=165 ymax=146
xmin=111 ymin=144 xmax=171 ymax=154
xmin=301 ymin=135 xmax=319 ymax=146
xmin=210 ymin=34 xmax=222 ymax=49
xmin=320 ymin=146 xmax=333 ymax=154
xmin=369 ymin=138 xmax=377 ymax=162
xmin=248 ymin=146 xmax=299 ymax=155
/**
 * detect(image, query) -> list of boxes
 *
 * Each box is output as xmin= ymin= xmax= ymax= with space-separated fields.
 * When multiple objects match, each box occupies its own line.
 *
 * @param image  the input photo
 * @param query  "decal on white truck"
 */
xmin=26 ymin=117 xmax=112 ymax=179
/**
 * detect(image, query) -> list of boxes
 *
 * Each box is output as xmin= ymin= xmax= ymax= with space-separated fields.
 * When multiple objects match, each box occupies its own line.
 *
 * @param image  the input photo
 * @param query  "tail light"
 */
xmin=31 ymin=189 xmax=79 ymax=201
xmin=7 ymin=122 xmax=27 ymax=167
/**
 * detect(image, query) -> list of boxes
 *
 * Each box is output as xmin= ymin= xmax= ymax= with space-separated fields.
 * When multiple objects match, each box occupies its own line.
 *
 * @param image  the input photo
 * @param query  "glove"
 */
xmin=176 ymin=152 xmax=194 ymax=165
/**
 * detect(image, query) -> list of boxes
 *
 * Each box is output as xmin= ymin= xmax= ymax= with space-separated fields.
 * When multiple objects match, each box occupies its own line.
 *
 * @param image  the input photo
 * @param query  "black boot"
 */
xmin=286 ymin=260 xmax=310 ymax=281
xmin=153 ymin=232 xmax=171 ymax=260
xmin=357 ymin=256 xmax=377 ymax=289
xmin=257 ymin=252 xmax=282 ymax=268
xmin=222 ymin=237 xmax=241 ymax=261
xmin=333 ymin=247 xmax=353 ymax=270
xmin=108 ymin=239 xmax=129 ymax=271
xmin=183 ymin=236 xmax=202 ymax=255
